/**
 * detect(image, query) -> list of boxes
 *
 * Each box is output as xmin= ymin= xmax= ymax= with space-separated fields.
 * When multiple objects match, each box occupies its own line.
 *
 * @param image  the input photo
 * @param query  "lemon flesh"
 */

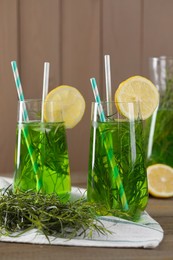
xmin=115 ymin=76 xmax=159 ymax=120
xmin=44 ymin=85 xmax=85 ymax=128
xmin=147 ymin=164 xmax=173 ymax=198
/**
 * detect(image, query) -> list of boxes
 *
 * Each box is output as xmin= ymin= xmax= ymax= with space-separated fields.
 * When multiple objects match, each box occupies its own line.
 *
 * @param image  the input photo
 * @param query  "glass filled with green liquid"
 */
xmin=145 ymin=56 xmax=173 ymax=167
xmin=13 ymin=99 xmax=71 ymax=201
xmin=87 ymin=101 xmax=148 ymax=221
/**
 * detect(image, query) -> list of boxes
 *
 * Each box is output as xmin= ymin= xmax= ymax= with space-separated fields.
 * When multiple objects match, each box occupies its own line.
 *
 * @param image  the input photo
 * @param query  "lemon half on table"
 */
xmin=147 ymin=164 xmax=173 ymax=198
xmin=115 ymin=76 xmax=159 ymax=120
xmin=44 ymin=85 xmax=85 ymax=128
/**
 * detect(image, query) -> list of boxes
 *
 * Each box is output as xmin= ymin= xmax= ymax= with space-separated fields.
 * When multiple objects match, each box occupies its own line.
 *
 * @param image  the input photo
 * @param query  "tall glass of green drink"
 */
xmin=87 ymin=101 xmax=148 ymax=221
xmin=13 ymin=99 xmax=71 ymax=201
xmin=145 ymin=56 xmax=173 ymax=168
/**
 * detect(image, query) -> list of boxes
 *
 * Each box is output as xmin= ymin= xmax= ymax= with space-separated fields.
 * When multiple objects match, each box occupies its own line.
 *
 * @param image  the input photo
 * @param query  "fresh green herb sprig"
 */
xmin=0 ymin=189 xmax=109 ymax=240
xmin=160 ymin=78 xmax=173 ymax=108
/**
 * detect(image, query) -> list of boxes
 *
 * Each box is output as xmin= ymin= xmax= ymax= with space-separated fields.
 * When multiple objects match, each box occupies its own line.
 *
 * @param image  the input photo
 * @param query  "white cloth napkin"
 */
xmin=0 ymin=177 xmax=164 ymax=248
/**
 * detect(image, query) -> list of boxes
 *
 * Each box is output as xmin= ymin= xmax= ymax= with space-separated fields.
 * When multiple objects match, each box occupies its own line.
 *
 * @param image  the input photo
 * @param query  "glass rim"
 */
xmin=18 ymin=99 xmax=60 ymax=104
xmin=149 ymin=55 xmax=173 ymax=61
xmin=17 ymin=98 xmax=64 ymax=123
xmin=92 ymin=101 xmax=143 ymax=105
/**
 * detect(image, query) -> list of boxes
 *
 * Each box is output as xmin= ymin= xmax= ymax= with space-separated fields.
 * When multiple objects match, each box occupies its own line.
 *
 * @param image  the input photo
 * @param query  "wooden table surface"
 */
xmin=0 ymin=174 xmax=173 ymax=260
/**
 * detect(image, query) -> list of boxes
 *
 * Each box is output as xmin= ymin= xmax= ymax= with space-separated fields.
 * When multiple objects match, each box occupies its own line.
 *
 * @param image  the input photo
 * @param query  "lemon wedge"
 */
xmin=44 ymin=85 xmax=85 ymax=128
xmin=114 ymin=76 xmax=159 ymax=120
xmin=147 ymin=164 xmax=173 ymax=198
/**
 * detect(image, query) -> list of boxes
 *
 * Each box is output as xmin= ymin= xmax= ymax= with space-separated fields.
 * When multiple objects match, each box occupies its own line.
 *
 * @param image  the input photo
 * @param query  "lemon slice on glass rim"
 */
xmin=114 ymin=76 xmax=159 ymax=120
xmin=147 ymin=164 xmax=173 ymax=198
xmin=44 ymin=85 xmax=85 ymax=128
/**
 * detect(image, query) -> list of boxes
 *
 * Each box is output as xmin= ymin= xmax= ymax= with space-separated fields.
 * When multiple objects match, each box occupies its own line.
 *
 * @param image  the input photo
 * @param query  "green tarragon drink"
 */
xmin=12 ymin=88 xmax=85 ymax=201
xmin=87 ymin=102 xmax=148 ymax=221
xmin=146 ymin=56 xmax=173 ymax=168
xmin=13 ymin=121 xmax=70 ymax=201
xmin=145 ymin=109 xmax=173 ymax=167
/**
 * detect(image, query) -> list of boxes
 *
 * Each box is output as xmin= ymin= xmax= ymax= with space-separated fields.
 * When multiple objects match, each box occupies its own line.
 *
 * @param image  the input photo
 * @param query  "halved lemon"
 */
xmin=147 ymin=164 xmax=173 ymax=198
xmin=44 ymin=85 xmax=85 ymax=128
xmin=114 ymin=76 xmax=159 ymax=120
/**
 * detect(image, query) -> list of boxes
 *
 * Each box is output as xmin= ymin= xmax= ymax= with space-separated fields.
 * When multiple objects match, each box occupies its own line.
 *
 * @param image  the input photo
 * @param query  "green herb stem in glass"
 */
xmin=87 ymin=102 xmax=148 ymax=221
xmin=13 ymin=100 xmax=71 ymax=202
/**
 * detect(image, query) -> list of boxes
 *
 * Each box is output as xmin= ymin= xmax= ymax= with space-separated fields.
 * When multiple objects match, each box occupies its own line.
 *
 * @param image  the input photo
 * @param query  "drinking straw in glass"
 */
xmin=104 ymin=55 xmax=114 ymax=149
xmin=104 ymin=55 xmax=113 ymax=116
xmin=90 ymin=77 xmax=128 ymax=210
xmin=147 ymin=107 xmax=158 ymax=158
xmin=41 ymin=62 xmax=50 ymax=122
xmin=11 ymin=61 xmax=42 ymax=192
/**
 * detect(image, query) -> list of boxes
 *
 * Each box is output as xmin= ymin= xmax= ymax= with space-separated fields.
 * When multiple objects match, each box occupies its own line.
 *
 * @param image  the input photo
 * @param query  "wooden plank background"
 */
xmin=0 ymin=0 xmax=173 ymax=183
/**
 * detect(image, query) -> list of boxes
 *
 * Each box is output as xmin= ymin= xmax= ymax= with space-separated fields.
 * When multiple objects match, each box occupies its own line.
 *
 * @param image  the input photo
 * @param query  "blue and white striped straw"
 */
xmin=11 ymin=61 xmax=42 ymax=192
xmin=11 ymin=61 xmax=29 ymax=122
xmin=90 ymin=77 xmax=128 ymax=211
xmin=90 ymin=78 xmax=106 ymax=122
